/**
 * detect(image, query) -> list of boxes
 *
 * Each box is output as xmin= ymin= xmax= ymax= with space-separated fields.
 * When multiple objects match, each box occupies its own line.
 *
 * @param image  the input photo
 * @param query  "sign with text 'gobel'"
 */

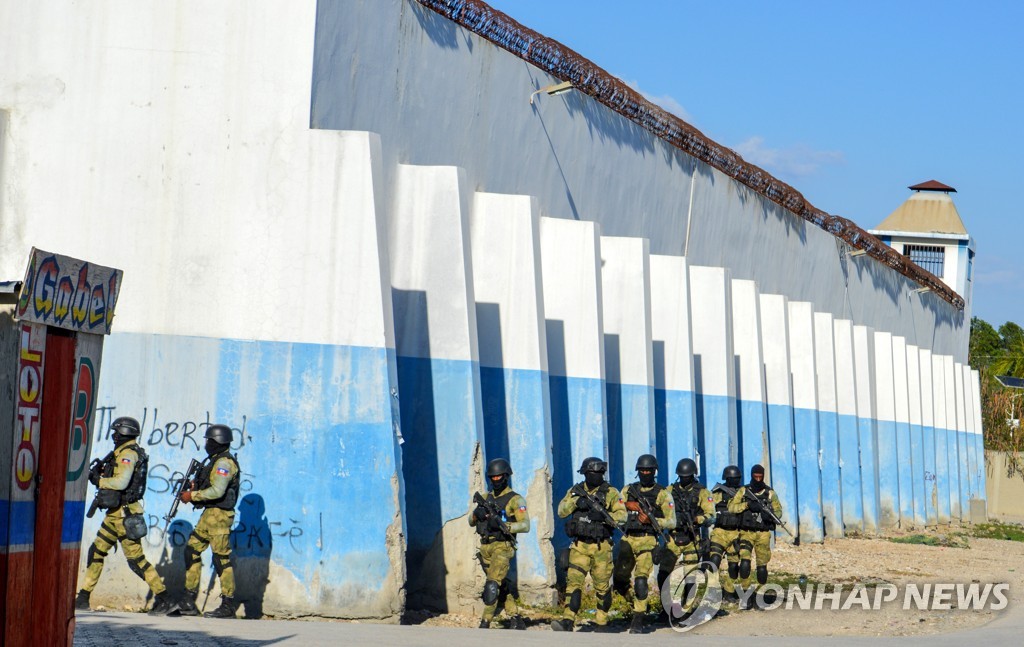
xmin=16 ymin=247 xmax=123 ymax=335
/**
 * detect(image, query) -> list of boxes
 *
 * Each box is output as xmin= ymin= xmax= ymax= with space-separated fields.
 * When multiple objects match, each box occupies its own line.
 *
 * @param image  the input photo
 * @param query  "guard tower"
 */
xmin=870 ymin=180 xmax=975 ymax=317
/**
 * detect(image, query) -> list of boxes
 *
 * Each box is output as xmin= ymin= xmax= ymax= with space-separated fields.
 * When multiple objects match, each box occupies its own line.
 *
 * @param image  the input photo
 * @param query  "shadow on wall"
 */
xmin=231 ymin=493 xmax=273 ymax=620
xmin=478 ymin=302 xmax=510 ymax=463
xmin=393 ymin=288 xmax=446 ymax=611
xmin=154 ymin=519 xmax=195 ymax=600
xmin=546 ymin=318 xmax=572 ymax=587
xmin=652 ymin=340 xmax=670 ymax=487
xmin=604 ymin=333 xmax=623 ymax=488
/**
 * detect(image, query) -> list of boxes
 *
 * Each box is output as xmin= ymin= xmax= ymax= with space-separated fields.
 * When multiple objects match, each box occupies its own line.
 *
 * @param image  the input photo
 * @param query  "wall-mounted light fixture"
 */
xmin=529 ymin=80 xmax=574 ymax=105
xmin=847 ymin=249 xmax=868 ymax=258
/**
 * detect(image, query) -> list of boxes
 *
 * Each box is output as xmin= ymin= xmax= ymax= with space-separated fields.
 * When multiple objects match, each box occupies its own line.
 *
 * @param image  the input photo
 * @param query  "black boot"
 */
xmin=508 ymin=615 xmax=526 ymax=630
xmin=74 ymin=590 xmax=91 ymax=612
xmin=550 ymin=618 xmax=574 ymax=632
xmin=478 ymin=618 xmax=490 ymax=629
xmin=148 ymin=592 xmax=177 ymax=616
xmin=204 ymin=596 xmax=239 ymax=618
xmin=629 ymin=613 xmax=645 ymax=634
xmin=176 ymin=589 xmax=200 ymax=616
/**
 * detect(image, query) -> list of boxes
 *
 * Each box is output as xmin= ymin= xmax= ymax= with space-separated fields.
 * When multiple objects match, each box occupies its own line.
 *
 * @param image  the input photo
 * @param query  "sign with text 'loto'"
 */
xmin=16 ymin=247 xmax=123 ymax=335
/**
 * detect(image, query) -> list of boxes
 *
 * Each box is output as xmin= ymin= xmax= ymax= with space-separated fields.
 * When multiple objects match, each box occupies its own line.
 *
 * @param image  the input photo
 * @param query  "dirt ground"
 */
xmin=407 ymin=521 xmax=1024 ymax=636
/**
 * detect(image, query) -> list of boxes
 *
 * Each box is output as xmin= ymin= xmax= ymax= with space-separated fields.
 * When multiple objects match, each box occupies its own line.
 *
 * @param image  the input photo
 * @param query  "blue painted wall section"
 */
xmin=765 ymin=403 xmax=798 ymax=531
xmin=837 ymin=413 xmax=864 ymax=531
xmin=975 ymin=433 xmax=987 ymax=508
xmin=876 ymin=420 xmax=900 ymax=527
xmin=793 ymin=407 xmax=824 ymax=541
xmin=858 ymin=416 xmax=880 ymax=533
xmin=910 ymin=422 xmax=927 ymax=526
xmin=697 ymin=393 xmax=736 ymax=492
xmin=606 ymin=382 xmax=655 ymax=487
xmin=896 ymin=420 xmax=914 ymax=525
xmin=737 ymin=399 xmax=768 ymax=475
xmin=947 ymin=426 xmax=962 ymax=519
xmin=934 ymin=424 xmax=951 ymax=522
xmin=655 ymin=388 xmax=697 ymax=482
xmin=818 ymin=409 xmax=843 ymax=536
xmin=957 ymin=430 xmax=970 ymax=516
xmin=922 ymin=425 xmax=937 ymax=524
xmin=480 ymin=365 xmax=553 ymax=583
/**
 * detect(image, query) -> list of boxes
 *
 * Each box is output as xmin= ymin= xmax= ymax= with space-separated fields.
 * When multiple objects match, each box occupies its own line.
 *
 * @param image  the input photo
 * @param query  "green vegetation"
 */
xmin=968 ymin=521 xmax=1024 ymax=542
xmin=888 ymin=533 xmax=969 ymax=549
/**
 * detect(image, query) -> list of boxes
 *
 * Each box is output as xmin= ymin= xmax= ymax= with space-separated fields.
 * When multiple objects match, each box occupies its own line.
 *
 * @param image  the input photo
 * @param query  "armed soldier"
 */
xmin=75 ymin=417 xmax=175 ymax=615
xmin=729 ymin=464 xmax=784 ymax=607
xmin=175 ymin=424 xmax=242 ymax=618
xmin=552 ymin=457 xmax=626 ymax=632
xmin=708 ymin=465 xmax=744 ymax=604
xmin=469 ymin=458 xmax=530 ymax=630
xmin=658 ymin=458 xmax=715 ymax=603
xmin=615 ymin=454 xmax=675 ymax=634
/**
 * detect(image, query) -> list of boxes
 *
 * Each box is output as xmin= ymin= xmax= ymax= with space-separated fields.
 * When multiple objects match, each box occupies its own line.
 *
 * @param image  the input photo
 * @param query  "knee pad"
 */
xmin=482 ymin=579 xmax=500 ymax=605
xmin=87 ymin=544 xmax=108 ymax=566
xmin=568 ymin=589 xmax=582 ymax=613
xmin=213 ymin=552 xmax=231 ymax=576
xmin=739 ymin=559 xmax=751 ymax=579
xmin=598 ymin=590 xmax=612 ymax=612
xmin=709 ymin=551 xmax=722 ymax=569
xmin=634 ymin=576 xmax=648 ymax=601
xmin=757 ymin=565 xmax=768 ymax=585
xmin=728 ymin=561 xmax=739 ymax=579
xmin=738 ymin=539 xmax=753 ymax=554
xmin=184 ymin=545 xmax=201 ymax=570
xmin=127 ymin=556 xmax=148 ymax=579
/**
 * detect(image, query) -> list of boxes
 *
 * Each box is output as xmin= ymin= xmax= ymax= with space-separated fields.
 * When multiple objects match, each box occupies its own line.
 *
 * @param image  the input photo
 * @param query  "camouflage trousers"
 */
xmin=185 ymin=507 xmax=235 ymax=597
xmin=708 ymin=527 xmax=740 ymax=594
xmin=613 ymin=534 xmax=660 ymax=613
xmin=564 ymin=539 xmax=614 ymax=625
xmin=81 ymin=507 xmax=166 ymax=595
xmin=478 ymin=540 xmax=518 ymax=621
xmin=735 ymin=530 xmax=772 ymax=590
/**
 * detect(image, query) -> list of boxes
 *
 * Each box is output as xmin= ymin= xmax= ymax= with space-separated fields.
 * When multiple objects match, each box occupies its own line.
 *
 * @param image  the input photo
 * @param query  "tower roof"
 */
xmin=874 ymin=186 xmax=967 ymax=236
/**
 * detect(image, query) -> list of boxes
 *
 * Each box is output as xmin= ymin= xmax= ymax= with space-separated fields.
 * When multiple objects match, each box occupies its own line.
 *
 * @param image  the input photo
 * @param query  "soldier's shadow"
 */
xmin=153 ymin=519 xmax=195 ymax=599
xmin=231 ymin=493 xmax=273 ymax=619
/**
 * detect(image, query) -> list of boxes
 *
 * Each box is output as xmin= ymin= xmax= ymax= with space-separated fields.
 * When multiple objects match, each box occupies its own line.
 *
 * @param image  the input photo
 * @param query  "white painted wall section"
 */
xmin=833 ymin=319 xmax=863 ymax=532
xmin=906 ymin=345 xmax=927 ymax=527
xmin=931 ymin=353 xmax=951 ymax=523
xmin=759 ymin=293 xmax=797 ymax=539
xmin=874 ymin=331 xmax=899 ymax=529
xmin=788 ymin=301 xmax=823 ymax=542
xmin=732 ymin=279 xmax=769 ymax=473
xmin=854 ymin=326 xmax=880 ymax=533
xmin=814 ymin=311 xmax=842 ymax=537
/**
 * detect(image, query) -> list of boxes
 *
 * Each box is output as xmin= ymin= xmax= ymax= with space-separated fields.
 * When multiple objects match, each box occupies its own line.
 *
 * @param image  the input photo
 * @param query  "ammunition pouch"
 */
xmin=123 ymin=513 xmax=148 ymax=541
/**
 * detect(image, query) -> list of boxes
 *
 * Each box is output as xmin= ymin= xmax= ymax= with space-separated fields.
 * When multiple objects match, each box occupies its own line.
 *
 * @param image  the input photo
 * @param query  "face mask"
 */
xmin=638 ymin=470 xmax=655 ymax=487
xmin=584 ymin=472 xmax=604 ymax=489
xmin=112 ymin=433 xmax=130 ymax=447
xmin=749 ymin=478 xmax=766 ymax=492
xmin=490 ymin=475 xmax=508 ymax=492
xmin=679 ymin=475 xmax=695 ymax=487
xmin=206 ymin=439 xmax=223 ymax=456
xmin=725 ymin=476 xmax=741 ymax=488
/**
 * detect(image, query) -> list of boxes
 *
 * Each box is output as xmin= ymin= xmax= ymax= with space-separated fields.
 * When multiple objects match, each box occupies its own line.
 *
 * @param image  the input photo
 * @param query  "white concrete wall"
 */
xmin=931 ymin=353 xmax=951 ymax=523
xmin=732 ymin=279 xmax=769 ymax=473
xmin=906 ymin=345 xmax=927 ymax=527
xmin=788 ymin=302 xmax=823 ymax=542
xmin=853 ymin=326 xmax=880 ymax=533
xmin=759 ymin=293 xmax=798 ymax=539
xmin=918 ymin=348 xmax=938 ymax=525
xmin=942 ymin=355 xmax=962 ymax=519
xmin=833 ymin=319 xmax=863 ymax=532
xmin=874 ymin=331 xmax=899 ymax=528
xmin=814 ymin=311 xmax=843 ymax=537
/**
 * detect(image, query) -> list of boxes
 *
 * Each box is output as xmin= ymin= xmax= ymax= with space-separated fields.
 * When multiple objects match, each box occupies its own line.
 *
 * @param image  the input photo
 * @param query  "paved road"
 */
xmin=74 ymin=606 xmax=1024 ymax=647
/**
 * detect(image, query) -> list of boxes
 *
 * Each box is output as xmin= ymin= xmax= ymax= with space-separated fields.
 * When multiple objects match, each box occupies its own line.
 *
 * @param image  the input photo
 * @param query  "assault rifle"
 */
xmin=570 ymin=484 xmax=620 ymax=531
xmin=85 ymin=452 xmax=115 ymax=519
xmin=628 ymin=484 xmax=676 ymax=567
xmin=473 ymin=492 xmax=517 ymax=548
xmin=716 ymin=483 xmax=793 ymax=537
xmin=163 ymin=458 xmax=201 ymax=535
xmin=672 ymin=490 xmax=709 ymax=560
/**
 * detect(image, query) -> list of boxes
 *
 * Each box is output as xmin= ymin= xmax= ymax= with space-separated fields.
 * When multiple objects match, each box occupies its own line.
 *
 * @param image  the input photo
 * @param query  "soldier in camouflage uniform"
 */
xmin=658 ymin=458 xmax=715 ymax=610
xmin=729 ymin=463 xmax=784 ymax=608
xmin=76 ymin=417 xmax=176 ymax=615
xmin=552 ymin=457 xmax=626 ymax=632
xmin=469 ymin=458 xmax=530 ymax=630
xmin=176 ymin=424 xmax=241 ymax=618
xmin=614 ymin=454 xmax=676 ymax=634
xmin=708 ymin=465 xmax=744 ymax=604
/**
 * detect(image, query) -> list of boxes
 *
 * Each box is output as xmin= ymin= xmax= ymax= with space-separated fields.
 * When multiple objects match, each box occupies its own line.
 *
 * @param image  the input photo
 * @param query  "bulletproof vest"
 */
xmin=475 ymin=489 xmax=517 ymax=540
xmin=711 ymin=484 xmax=741 ymax=530
xmin=194 ymin=451 xmax=241 ymax=510
xmin=670 ymin=481 xmax=703 ymax=536
xmin=740 ymin=485 xmax=776 ymax=531
xmin=120 ymin=444 xmax=149 ymax=506
xmin=623 ymin=483 xmax=664 ymax=534
xmin=565 ymin=482 xmax=612 ymax=541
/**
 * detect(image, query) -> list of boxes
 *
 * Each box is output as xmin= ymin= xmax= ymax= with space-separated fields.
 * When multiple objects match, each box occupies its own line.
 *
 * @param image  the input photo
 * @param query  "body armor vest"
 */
xmin=712 ymin=484 xmax=741 ymax=530
xmin=623 ymin=483 xmax=664 ymax=534
xmin=566 ymin=482 xmax=613 ymax=541
xmin=670 ymin=481 xmax=702 ymax=540
xmin=195 ymin=451 xmax=241 ymax=510
xmin=475 ymin=489 xmax=517 ymax=541
xmin=120 ymin=445 xmax=148 ymax=506
xmin=740 ymin=486 xmax=776 ymax=531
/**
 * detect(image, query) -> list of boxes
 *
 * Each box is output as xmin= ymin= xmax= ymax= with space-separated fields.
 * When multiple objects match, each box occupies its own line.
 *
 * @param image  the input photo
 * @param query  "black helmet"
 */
xmin=635 ymin=454 xmax=658 ymax=471
xmin=205 ymin=424 xmax=233 ymax=445
xmin=110 ymin=416 xmax=141 ymax=437
xmin=722 ymin=465 xmax=741 ymax=481
xmin=578 ymin=456 xmax=607 ymax=474
xmin=486 ymin=458 xmax=512 ymax=477
xmin=676 ymin=458 xmax=697 ymax=478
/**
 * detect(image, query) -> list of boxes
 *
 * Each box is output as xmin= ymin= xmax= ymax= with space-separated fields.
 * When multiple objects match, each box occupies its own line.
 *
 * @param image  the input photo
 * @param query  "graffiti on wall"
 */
xmin=66 ymin=357 xmax=96 ymax=482
xmin=14 ymin=323 xmax=45 ymax=492
xmin=15 ymin=247 xmax=123 ymax=335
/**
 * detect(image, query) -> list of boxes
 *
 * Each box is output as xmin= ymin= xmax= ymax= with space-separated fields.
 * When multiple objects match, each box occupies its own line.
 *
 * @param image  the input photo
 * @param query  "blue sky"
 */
xmin=485 ymin=0 xmax=1023 ymax=329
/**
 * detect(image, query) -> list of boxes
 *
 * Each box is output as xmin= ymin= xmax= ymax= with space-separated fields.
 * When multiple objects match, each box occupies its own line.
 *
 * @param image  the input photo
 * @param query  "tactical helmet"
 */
xmin=635 ymin=454 xmax=658 ymax=471
xmin=486 ymin=458 xmax=513 ymax=477
xmin=722 ymin=465 xmax=741 ymax=481
xmin=675 ymin=458 xmax=697 ymax=477
xmin=205 ymin=424 xmax=233 ymax=445
xmin=578 ymin=456 xmax=608 ymax=474
xmin=751 ymin=464 xmax=766 ymax=478
xmin=110 ymin=416 xmax=141 ymax=437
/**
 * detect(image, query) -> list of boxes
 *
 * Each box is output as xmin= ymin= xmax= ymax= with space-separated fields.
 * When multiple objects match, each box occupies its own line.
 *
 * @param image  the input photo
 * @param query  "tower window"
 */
xmin=903 ymin=244 xmax=945 ymax=278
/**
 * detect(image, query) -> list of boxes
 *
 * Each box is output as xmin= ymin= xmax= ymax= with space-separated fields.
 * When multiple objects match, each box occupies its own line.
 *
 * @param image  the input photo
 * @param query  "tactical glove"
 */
xmin=473 ymin=505 xmax=490 ymax=521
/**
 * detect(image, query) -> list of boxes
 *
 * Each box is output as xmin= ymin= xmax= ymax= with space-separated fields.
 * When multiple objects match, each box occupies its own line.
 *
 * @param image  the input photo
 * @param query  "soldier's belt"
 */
xmin=625 ymin=530 xmax=658 ymax=537
xmin=573 ymin=536 xmax=610 ymax=545
xmin=479 ymin=536 xmax=513 ymax=545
